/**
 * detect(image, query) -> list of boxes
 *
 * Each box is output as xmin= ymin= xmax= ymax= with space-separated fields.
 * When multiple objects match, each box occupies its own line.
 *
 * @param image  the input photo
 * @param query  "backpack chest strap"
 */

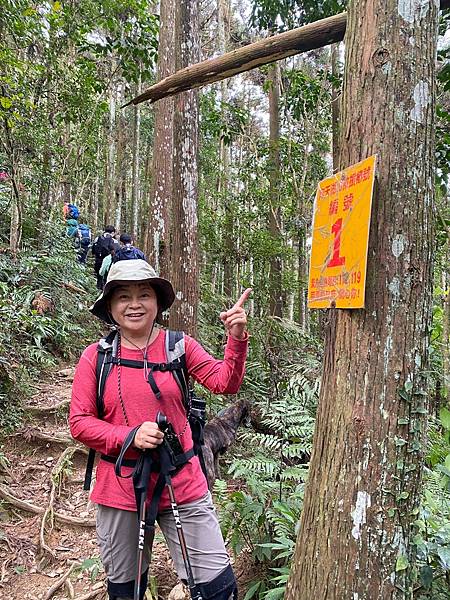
xmin=106 ymin=357 xmax=184 ymax=400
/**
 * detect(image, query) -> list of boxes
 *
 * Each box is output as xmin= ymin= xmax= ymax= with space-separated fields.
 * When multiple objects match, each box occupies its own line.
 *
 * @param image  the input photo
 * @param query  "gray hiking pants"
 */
xmin=96 ymin=491 xmax=231 ymax=585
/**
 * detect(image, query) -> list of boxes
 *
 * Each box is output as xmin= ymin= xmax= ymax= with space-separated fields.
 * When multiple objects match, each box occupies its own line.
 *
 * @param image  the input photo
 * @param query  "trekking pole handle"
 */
xmin=156 ymin=411 xmax=168 ymax=431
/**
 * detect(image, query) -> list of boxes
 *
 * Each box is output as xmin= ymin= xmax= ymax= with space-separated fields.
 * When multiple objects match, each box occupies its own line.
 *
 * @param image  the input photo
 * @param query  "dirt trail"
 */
xmin=0 ymin=367 xmax=180 ymax=600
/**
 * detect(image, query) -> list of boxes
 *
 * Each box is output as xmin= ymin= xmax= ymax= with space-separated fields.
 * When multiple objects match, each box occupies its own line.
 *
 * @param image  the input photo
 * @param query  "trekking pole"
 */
xmin=134 ymin=450 xmax=153 ymax=600
xmin=156 ymin=412 xmax=203 ymax=600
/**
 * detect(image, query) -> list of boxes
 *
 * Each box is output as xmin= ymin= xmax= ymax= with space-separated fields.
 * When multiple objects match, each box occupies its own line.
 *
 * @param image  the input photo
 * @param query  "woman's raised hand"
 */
xmin=219 ymin=288 xmax=252 ymax=340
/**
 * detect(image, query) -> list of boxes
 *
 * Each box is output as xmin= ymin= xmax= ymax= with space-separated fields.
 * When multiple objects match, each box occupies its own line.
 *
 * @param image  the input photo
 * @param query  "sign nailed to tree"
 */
xmin=308 ymin=155 xmax=377 ymax=309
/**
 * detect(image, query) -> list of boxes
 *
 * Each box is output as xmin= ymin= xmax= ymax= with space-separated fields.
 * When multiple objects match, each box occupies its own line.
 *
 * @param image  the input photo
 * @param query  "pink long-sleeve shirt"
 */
xmin=70 ymin=328 xmax=248 ymax=511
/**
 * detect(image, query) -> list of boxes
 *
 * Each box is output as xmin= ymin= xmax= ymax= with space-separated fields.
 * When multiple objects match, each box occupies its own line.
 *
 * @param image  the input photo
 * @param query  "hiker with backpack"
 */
xmin=70 ymin=259 xmax=251 ymax=600
xmin=92 ymin=225 xmax=119 ymax=290
xmin=64 ymin=201 xmax=80 ymax=220
xmin=113 ymin=233 xmax=146 ymax=263
xmin=66 ymin=217 xmax=79 ymax=239
xmin=76 ymin=223 xmax=92 ymax=264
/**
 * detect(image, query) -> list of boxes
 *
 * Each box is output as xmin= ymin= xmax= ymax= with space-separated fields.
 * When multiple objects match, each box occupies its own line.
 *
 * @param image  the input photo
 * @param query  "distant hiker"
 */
xmin=98 ymin=248 xmax=114 ymax=288
xmin=63 ymin=200 xmax=70 ymax=219
xmin=112 ymin=233 xmax=146 ymax=263
xmin=92 ymin=225 xmax=119 ymax=290
xmin=77 ymin=223 xmax=92 ymax=264
xmin=66 ymin=218 xmax=79 ymax=239
xmin=70 ymin=259 xmax=251 ymax=600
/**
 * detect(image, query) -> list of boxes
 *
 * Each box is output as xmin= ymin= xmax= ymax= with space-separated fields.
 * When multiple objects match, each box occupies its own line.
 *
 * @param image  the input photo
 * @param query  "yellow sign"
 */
xmin=308 ymin=155 xmax=377 ymax=309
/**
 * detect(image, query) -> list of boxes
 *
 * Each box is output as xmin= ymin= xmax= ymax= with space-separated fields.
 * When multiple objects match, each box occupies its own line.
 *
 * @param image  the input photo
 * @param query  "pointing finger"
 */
xmin=233 ymin=288 xmax=252 ymax=309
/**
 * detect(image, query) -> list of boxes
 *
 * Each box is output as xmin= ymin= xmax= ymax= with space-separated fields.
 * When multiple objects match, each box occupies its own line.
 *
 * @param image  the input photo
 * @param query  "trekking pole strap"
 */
xmin=114 ymin=426 xmax=141 ymax=478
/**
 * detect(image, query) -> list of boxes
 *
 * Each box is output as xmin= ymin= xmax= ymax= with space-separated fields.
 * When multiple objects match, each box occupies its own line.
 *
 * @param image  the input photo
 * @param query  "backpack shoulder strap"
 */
xmin=165 ymin=330 xmax=209 ymax=484
xmin=84 ymin=329 xmax=118 ymax=491
xmin=165 ymin=330 xmax=189 ymax=409
xmin=96 ymin=329 xmax=119 ymax=417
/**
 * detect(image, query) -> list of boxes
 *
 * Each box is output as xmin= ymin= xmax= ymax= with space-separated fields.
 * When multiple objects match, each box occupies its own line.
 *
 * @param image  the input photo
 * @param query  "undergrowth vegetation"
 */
xmin=0 ymin=229 xmax=101 ymax=430
xmin=198 ymin=294 xmax=450 ymax=599
xmin=0 ymin=243 xmax=448 ymax=599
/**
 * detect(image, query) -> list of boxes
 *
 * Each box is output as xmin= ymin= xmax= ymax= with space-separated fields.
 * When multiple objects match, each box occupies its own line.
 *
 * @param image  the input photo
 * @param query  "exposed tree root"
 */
xmin=38 ymin=447 xmax=86 ymax=557
xmin=43 ymin=562 xmax=78 ymax=600
xmin=24 ymin=399 xmax=70 ymax=414
xmin=0 ymin=484 xmax=95 ymax=527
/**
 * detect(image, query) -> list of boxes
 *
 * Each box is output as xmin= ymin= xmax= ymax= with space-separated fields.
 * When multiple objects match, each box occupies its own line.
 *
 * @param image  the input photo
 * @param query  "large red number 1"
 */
xmin=328 ymin=218 xmax=346 ymax=267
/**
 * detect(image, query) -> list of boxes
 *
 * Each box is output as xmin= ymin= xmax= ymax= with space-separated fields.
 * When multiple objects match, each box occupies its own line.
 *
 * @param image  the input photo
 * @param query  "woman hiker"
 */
xmin=70 ymin=259 xmax=251 ymax=600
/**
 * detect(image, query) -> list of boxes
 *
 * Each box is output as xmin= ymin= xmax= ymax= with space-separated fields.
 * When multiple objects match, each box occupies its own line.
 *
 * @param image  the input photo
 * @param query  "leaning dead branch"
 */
xmin=127 ymin=12 xmax=346 ymax=105
xmin=127 ymin=0 xmax=450 ymax=106
xmin=0 ymin=483 xmax=95 ymax=526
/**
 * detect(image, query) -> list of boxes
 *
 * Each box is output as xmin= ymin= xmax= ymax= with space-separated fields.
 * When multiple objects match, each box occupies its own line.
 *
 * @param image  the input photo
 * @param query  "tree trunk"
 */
xmin=131 ymin=76 xmax=141 ymax=240
xmin=286 ymin=1 xmax=438 ymax=598
xmin=268 ymin=61 xmax=283 ymax=318
xmin=443 ymin=229 xmax=450 ymax=405
xmin=113 ymin=83 xmax=125 ymax=232
xmin=145 ymin=0 xmax=175 ymax=276
xmin=218 ymin=0 xmax=234 ymax=299
xmin=331 ymin=42 xmax=340 ymax=171
xmin=104 ymin=80 xmax=117 ymax=227
xmin=169 ymin=0 xmax=200 ymax=336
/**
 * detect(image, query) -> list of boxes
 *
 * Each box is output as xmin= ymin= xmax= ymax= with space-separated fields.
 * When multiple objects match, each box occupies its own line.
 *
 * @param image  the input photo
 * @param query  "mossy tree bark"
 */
xmin=169 ymin=0 xmax=200 ymax=336
xmin=286 ymin=1 xmax=439 ymax=598
xmin=268 ymin=61 xmax=283 ymax=318
xmin=145 ymin=0 xmax=175 ymax=276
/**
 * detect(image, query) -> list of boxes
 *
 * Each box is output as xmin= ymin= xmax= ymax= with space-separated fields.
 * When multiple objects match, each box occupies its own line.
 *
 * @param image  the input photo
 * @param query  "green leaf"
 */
xmin=437 ymin=546 xmax=450 ymax=569
xmin=419 ymin=565 xmax=433 ymax=589
xmin=396 ymin=491 xmax=410 ymax=501
xmin=395 ymin=555 xmax=409 ymax=571
xmin=439 ymin=407 xmax=450 ymax=430
xmin=243 ymin=581 xmax=262 ymax=600
xmin=0 ymin=97 xmax=12 ymax=109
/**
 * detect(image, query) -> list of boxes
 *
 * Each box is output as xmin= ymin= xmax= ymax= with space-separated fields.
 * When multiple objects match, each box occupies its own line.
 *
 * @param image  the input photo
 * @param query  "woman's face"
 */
xmin=109 ymin=282 xmax=158 ymax=339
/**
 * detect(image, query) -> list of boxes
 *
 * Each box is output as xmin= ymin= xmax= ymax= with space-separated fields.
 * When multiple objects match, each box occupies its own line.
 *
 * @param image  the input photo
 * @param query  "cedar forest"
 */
xmin=0 ymin=1 xmax=449 ymax=599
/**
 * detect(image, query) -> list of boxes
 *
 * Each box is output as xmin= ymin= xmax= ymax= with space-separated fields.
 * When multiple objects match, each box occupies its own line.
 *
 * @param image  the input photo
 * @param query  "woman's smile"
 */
xmin=109 ymin=282 xmax=159 ymax=342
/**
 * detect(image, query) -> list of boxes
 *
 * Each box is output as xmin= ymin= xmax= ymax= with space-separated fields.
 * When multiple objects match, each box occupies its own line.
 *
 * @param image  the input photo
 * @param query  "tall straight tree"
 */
xmin=145 ymin=0 xmax=175 ymax=276
xmin=169 ymin=0 xmax=200 ymax=336
xmin=286 ymin=0 xmax=439 ymax=598
xmin=131 ymin=75 xmax=141 ymax=240
xmin=268 ymin=60 xmax=283 ymax=317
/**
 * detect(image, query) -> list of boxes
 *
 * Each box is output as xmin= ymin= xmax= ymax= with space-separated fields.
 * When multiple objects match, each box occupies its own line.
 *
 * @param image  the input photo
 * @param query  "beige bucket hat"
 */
xmin=90 ymin=259 xmax=175 ymax=323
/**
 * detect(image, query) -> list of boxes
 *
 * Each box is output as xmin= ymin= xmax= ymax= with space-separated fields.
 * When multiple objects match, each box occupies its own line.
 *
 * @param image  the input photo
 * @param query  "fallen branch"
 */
xmin=0 ymin=484 xmax=95 ymax=527
xmin=63 ymin=281 xmax=86 ymax=294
